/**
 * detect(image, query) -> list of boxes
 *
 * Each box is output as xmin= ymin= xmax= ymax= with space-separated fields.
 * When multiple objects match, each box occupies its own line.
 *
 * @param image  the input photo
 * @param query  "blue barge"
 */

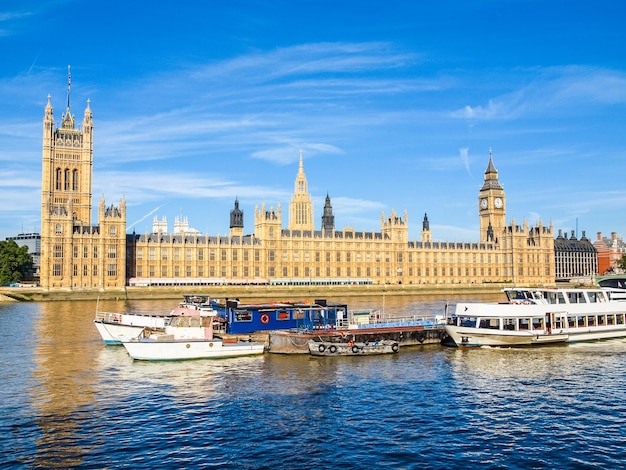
xmin=214 ymin=298 xmax=348 ymax=334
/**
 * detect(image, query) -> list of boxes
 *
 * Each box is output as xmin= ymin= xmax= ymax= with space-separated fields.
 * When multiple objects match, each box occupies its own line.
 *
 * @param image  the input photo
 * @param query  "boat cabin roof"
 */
xmin=503 ymin=287 xmax=610 ymax=305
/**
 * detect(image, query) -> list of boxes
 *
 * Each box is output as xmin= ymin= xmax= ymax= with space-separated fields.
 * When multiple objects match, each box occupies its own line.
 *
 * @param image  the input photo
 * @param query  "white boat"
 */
xmin=444 ymin=286 xmax=626 ymax=347
xmin=121 ymin=312 xmax=265 ymax=361
xmin=93 ymin=294 xmax=219 ymax=344
xmin=308 ymin=339 xmax=399 ymax=356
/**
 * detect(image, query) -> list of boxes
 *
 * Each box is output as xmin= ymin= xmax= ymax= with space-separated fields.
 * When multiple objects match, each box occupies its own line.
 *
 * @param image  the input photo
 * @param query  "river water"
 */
xmin=1 ymin=295 xmax=625 ymax=469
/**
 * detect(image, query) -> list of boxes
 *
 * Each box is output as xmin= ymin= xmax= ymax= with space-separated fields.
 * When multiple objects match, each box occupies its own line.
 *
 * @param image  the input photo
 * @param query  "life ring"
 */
xmin=391 ymin=343 xmax=399 ymax=353
xmin=318 ymin=344 xmax=326 ymax=353
xmin=329 ymin=345 xmax=337 ymax=354
xmin=347 ymin=340 xmax=354 ymax=347
xmin=260 ymin=313 xmax=270 ymax=324
xmin=351 ymin=345 xmax=359 ymax=354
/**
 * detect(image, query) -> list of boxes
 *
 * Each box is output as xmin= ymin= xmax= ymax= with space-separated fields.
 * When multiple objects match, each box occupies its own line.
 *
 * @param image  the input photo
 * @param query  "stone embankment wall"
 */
xmin=0 ymin=284 xmax=508 ymax=302
xmin=0 ymin=293 xmax=18 ymax=302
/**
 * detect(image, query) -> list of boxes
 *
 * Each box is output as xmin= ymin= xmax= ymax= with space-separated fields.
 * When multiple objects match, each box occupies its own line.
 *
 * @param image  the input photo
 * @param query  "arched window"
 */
xmin=64 ymin=169 xmax=70 ymax=190
xmin=72 ymin=169 xmax=79 ymax=191
xmin=56 ymin=168 xmax=62 ymax=190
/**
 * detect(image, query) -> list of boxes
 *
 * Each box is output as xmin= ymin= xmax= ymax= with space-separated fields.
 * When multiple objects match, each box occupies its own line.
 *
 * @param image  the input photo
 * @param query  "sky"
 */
xmin=1 ymin=0 xmax=625 ymax=244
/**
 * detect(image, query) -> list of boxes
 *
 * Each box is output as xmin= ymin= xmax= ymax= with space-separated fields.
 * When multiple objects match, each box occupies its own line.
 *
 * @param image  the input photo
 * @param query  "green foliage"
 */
xmin=617 ymin=254 xmax=626 ymax=271
xmin=0 ymin=240 xmax=34 ymax=285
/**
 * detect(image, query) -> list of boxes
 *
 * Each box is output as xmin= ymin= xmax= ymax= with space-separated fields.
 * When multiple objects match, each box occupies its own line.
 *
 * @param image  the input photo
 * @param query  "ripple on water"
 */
xmin=2 ymin=301 xmax=626 ymax=468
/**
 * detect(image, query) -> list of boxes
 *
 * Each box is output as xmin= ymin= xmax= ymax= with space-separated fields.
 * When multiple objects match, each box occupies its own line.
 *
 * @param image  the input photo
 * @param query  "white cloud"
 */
xmin=451 ymin=67 xmax=626 ymax=122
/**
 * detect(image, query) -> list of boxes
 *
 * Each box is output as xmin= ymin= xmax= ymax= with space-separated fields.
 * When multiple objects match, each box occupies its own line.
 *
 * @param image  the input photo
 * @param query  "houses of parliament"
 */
xmin=40 ymin=79 xmax=555 ymax=290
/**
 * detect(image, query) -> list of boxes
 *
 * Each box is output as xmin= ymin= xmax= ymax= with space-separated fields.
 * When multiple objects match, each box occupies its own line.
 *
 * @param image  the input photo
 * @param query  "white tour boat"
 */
xmin=444 ymin=286 xmax=626 ymax=347
xmin=93 ymin=294 xmax=218 ymax=344
xmin=121 ymin=312 xmax=265 ymax=361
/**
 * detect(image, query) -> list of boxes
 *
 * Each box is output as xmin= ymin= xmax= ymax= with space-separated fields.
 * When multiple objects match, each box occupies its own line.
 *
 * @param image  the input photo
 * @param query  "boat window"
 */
xmin=607 ymin=315 xmax=615 ymax=326
xmin=567 ymin=316 xmax=576 ymax=327
xmin=479 ymin=318 xmax=499 ymax=329
xmin=503 ymin=318 xmax=516 ymax=330
xmin=532 ymin=318 xmax=544 ymax=330
xmin=545 ymin=292 xmax=559 ymax=304
xmin=234 ymin=311 xmax=253 ymax=322
xmin=617 ymin=314 xmax=625 ymax=325
xmin=557 ymin=293 xmax=566 ymax=304
xmin=172 ymin=316 xmax=203 ymax=327
xmin=293 ymin=309 xmax=305 ymax=320
xmin=588 ymin=292 xmax=598 ymax=303
xmin=597 ymin=315 xmax=605 ymax=326
xmin=460 ymin=316 xmax=476 ymax=327
xmin=507 ymin=290 xmax=529 ymax=301
xmin=519 ymin=318 xmax=530 ymax=330
xmin=277 ymin=310 xmax=290 ymax=321
xmin=587 ymin=316 xmax=596 ymax=327
xmin=554 ymin=315 xmax=563 ymax=329
xmin=577 ymin=316 xmax=585 ymax=327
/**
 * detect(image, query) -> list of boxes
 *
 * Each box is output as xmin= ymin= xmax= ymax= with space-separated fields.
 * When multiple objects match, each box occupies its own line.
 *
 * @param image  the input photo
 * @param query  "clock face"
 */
xmin=481 ymin=198 xmax=488 ymax=209
xmin=494 ymin=197 xmax=503 ymax=208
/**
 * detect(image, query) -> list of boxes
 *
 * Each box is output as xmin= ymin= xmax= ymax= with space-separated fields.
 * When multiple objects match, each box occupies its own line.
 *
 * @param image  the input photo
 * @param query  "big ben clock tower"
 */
xmin=478 ymin=149 xmax=506 ymax=243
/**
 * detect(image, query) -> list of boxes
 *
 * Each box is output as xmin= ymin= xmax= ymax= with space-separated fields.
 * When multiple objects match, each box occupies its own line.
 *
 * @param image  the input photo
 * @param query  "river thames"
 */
xmin=1 ymin=295 xmax=625 ymax=469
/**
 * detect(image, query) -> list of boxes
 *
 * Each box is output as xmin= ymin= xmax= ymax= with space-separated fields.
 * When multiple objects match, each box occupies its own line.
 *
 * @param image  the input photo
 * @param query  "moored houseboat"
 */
xmin=213 ymin=298 xmax=348 ymax=334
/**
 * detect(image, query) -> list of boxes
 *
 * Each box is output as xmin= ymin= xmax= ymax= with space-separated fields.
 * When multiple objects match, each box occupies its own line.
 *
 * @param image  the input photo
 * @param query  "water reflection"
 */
xmin=30 ymin=301 xmax=101 ymax=467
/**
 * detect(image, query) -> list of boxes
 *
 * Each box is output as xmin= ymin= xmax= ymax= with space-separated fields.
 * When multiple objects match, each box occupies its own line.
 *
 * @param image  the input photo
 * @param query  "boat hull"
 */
xmin=308 ymin=340 xmax=399 ymax=356
xmin=269 ymin=326 xmax=445 ymax=354
xmin=444 ymin=325 xmax=626 ymax=347
xmin=94 ymin=320 xmax=147 ymax=345
xmin=122 ymin=339 xmax=265 ymax=361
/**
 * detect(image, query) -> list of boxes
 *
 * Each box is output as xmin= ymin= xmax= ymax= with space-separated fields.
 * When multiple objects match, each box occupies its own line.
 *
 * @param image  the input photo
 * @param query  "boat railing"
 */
xmin=94 ymin=311 xmax=124 ymax=323
xmin=340 ymin=310 xmax=441 ymax=330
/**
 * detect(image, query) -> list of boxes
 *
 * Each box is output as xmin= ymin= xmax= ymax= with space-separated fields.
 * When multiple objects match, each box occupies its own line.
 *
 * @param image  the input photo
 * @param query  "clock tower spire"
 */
xmin=478 ymin=149 xmax=506 ymax=243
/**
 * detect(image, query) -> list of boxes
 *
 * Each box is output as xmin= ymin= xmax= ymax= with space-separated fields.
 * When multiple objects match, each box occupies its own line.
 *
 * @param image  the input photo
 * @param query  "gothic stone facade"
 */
xmin=40 ymin=88 xmax=126 ymax=290
xmin=41 ymin=86 xmax=554 ymax=289
xmin=127 ymin=152 xmax=554 ymax=286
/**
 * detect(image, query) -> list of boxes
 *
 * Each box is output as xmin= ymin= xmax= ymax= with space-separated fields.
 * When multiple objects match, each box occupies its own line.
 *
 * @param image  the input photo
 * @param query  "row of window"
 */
xmin=52 ymin=263 xmax=117 ymax=277
xmin=469 ymin=313 xmax=626 ymax=330
xmin=53 ymin=245 xmax=118 ymax=259
xmin=54 ymin=167 xmax=79 ymax=191
xmin=135 ymin=246 xmax=551 ymax=265
xmin=133 ymin=264 xmax=551 ymax=279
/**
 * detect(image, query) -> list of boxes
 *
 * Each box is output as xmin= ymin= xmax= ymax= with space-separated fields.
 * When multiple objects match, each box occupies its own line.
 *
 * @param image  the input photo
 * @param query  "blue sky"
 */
xmin=1 ymin=1 xmax=625 ymax=243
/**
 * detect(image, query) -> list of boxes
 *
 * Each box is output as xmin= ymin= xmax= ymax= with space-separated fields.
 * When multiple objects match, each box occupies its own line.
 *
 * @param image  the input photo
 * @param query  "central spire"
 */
xmin=289 ymin=150 xmax=314 ymax=231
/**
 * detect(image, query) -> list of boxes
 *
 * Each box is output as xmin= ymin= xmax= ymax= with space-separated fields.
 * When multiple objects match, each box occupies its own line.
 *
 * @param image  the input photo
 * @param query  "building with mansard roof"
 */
xmin=40 ymin=75 xmax=556 ymax=290
xmin=554 ymin=230 xmax=597 ymax=281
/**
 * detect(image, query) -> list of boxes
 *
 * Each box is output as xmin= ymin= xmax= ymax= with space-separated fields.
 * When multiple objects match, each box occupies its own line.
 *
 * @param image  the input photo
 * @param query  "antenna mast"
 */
xmin=66 ymin=65 xmax=71 ymax=111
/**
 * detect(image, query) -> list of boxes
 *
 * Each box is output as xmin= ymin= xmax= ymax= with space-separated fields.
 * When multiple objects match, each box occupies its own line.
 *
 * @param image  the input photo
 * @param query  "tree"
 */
xmin=617 ymin=254 xmax=626 ymax=272
xmin=0 ymin=240 xmax=34 ymax=285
